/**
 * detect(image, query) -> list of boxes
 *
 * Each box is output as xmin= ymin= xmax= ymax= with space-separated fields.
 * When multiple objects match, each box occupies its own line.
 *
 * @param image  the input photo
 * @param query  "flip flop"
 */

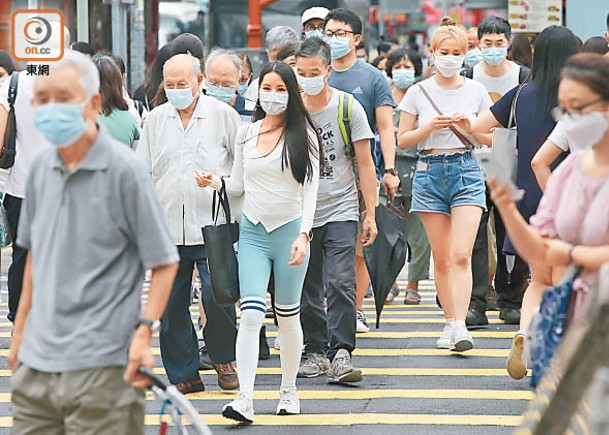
xmin=403 ymin=289 xmax=421 ymax=305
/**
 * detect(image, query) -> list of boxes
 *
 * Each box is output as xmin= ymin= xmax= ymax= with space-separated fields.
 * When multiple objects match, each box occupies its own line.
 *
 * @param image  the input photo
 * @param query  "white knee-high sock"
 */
xmin=275 ymin=303 xmax=303 ymax=392
xmin=236 ymin=306 xmax=265 ymax=396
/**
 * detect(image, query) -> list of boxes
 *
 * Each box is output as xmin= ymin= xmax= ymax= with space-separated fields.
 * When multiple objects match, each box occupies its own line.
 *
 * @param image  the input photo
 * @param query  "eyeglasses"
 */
xmin=304 ymin=23 xmax=324 ymax=32
xmin=551 ymin=97 xmax=607 ymax=122
xmin=323 ymin=29 xmax=357 ymax=38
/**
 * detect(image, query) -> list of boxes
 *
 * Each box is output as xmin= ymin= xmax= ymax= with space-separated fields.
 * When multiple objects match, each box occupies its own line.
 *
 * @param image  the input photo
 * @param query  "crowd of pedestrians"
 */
xmin=1 ymin=5 xmax=609 ymax=431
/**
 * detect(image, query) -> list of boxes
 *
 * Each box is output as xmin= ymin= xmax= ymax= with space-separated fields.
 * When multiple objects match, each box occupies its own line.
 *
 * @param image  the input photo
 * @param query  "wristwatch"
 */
xmin=136 ymin=318 xmax=161 ymax=333
xmin=300 ymin=231 xmax=314 ymax=242
xmin=384 ymin=167 xmax=398 ymax=176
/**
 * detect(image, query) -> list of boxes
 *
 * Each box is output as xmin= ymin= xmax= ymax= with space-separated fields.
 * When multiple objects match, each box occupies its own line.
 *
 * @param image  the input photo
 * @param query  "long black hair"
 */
xmin=253 ymin=61 xmax=321 ymax=184
xmin=530 ymin=26 xmax=580 ymax=116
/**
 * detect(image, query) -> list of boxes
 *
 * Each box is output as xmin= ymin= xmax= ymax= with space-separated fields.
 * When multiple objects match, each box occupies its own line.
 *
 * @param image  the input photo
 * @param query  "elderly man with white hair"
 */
xmin=137 ymin=53 xmax=242 ymax=394
xmin=8 ymin=50 xmax=179 ymax=434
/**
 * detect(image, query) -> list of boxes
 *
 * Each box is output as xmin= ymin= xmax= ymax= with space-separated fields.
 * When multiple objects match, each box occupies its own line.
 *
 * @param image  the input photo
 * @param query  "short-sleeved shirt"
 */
xmin=0 ymin=72 xmax=53 ymax=198
xmin=17 ymin=129 xmax=179 ymax=373
xmin=309 ymin=88 xmax=374 ymax=228
xmin=472 ymin=62 xmax=520 ymax=103
xmin=399 ymin=77 xmax=492 ymax=151
xmin=490 ymin=83 xmax=566 ymax=220
xmin=98 ymin=108 xmax=141 ymax=148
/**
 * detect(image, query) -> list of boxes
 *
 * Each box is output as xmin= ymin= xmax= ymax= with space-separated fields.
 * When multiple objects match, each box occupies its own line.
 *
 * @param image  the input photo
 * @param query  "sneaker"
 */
xmin=506 ymin=333 xmax=528 ymax=380
xmin=274 ymin=334 xmax=281 ymax=351
xmin=297 ymin=353 xmax=330 ymax=378
xmin=356 ymin=310 xmax=370 ymax=333
xmin=466 ymin=306 xmax=489 ymax=329
xmin=436 ymin=322 xmax=454 ymax=349
xmin=222 ymin=392 xmax=254 ymax=424
xmin=276 ymin=388 xmax=300 ymax=415
xmin=328 ymin=349 xmax=363 ymax=384
xmin=451 ymin=324 xmax=474 ymax=352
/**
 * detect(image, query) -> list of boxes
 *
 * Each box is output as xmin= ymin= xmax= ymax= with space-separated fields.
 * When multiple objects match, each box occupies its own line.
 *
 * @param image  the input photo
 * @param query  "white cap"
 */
xmin=301 ymin=7 xmax=329 ymax=25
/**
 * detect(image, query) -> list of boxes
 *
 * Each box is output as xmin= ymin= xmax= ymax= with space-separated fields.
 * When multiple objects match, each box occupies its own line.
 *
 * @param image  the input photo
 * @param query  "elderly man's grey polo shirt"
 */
xmin=17 ymin=129 xmax=179 ymax=373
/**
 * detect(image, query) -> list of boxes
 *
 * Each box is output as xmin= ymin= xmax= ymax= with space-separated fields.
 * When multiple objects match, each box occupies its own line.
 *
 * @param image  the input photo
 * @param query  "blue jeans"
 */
xmin=159 ymin=245 xmax=237 ymax=385
xmin=411 ymin=151 xmax=487 ymax=215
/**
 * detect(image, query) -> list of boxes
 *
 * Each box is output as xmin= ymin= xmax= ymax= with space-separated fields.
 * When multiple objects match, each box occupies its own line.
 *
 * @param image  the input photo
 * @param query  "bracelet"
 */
xmin=300 ymin=231 xmax=313 ymax=242
xmin=568 ymin=244 xmax=577 ymax=264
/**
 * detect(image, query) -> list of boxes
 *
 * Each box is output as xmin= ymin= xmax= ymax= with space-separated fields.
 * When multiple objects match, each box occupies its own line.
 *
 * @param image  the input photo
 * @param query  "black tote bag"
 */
xmin=201 ymin=179 xmax=240 ymax=307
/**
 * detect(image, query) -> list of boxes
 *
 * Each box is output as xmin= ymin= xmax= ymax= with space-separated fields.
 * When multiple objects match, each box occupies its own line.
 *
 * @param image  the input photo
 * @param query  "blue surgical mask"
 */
xmin=237 ymin=81 xmax=249 ymax=96
xmin=465 ymin=48 xmax=484 ymax=67
xmin=165 ymin=87 xmax=196 ymax=110
xmin=298 ymin=74 xmax=325 ymax=96
xmin=481 ymin=47 xmax=507 ymax=66
xmin=330 ymin=36 xmax=352 ymax=60
xmin=34 ymin=102 xmax=87 ymax=148
xmin=305 ymin=30 xmax=323 ymax=39
xmin=207 ymin=84 xmax=236 ymax=103
xmin=392 ymin=69 xmax=416 ymax=89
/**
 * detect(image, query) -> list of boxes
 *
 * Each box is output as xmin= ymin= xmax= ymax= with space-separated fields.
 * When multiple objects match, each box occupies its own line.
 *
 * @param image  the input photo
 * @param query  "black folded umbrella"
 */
xmin=363 ymin=199 xmax=410 ymax=328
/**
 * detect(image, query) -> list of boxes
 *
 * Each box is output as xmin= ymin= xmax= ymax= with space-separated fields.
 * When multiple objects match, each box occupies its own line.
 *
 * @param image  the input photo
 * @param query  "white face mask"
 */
xmin=259 ymin=91 xmax=289 ymax=115
xmin=434 ymin=54 xmax=464 ymax=78
xmin=562 ymin=111 xmax=609 ymax=151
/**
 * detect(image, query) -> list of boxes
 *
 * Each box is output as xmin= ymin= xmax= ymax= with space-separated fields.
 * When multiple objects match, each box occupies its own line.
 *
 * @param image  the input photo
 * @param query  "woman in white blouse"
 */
xmin=196 ymin=61 xmax=320 ymax=423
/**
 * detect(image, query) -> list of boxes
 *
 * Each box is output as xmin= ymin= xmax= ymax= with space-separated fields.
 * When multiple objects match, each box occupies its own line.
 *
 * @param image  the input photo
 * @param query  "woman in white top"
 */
xmin=397 ymin=17 xmax=492 ymax=352
xmin=196 ymin=61 xmax=320 ymax=423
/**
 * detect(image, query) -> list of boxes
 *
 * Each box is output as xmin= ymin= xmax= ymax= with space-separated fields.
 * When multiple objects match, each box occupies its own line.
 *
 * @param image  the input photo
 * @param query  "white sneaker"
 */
xmin=451 ymin=324 xmax=474 ymax=352
xmin=356 ymin=310 xmax=370 ymax=333
xmin=274 ymin=335 xmax=281 ymax=350
xmin=436 ymin=322 xmax=454 ymax=349
xmin=276 ymin=388 xmax=300 ymax=415
xmin=222 ymin=392 xmax=254 ymax=423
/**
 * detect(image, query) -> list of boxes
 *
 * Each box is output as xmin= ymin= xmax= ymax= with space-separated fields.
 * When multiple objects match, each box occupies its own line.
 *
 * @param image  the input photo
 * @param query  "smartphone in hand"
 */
xmin=473 ymin=147 xmax=524 ymax=201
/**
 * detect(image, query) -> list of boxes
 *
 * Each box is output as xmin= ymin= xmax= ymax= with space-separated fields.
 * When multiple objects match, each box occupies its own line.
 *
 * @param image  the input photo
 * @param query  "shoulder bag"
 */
xmin=0 ymin=72 xmax=19 ymax=169
xmin=491 ymin=84 xmax=525 ymax=184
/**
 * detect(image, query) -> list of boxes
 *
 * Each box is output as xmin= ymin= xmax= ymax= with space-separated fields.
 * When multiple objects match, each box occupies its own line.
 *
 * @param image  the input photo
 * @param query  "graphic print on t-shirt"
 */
xmin=317 ymin=122 xmax=339 ymax=179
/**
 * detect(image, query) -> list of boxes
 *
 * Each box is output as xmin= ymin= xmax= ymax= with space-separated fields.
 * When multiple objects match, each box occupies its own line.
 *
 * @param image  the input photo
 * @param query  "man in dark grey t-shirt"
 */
xmin=8 ymin=51 xmax=179 ymax=434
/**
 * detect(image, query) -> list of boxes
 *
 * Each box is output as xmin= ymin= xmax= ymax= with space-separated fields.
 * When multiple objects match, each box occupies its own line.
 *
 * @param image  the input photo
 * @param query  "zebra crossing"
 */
xmin=0 ymin=279 xmax=531 ymax=434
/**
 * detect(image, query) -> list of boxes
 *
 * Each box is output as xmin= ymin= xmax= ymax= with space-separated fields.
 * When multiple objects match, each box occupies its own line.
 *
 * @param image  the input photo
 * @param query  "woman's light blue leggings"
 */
xmin=238 ymin=216 xmax=309 ymax=317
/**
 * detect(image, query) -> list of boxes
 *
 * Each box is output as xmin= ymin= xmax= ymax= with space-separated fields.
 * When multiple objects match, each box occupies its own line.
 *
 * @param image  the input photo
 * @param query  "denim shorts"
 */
xmin=410 ymin=151 xmax=487 ymax=215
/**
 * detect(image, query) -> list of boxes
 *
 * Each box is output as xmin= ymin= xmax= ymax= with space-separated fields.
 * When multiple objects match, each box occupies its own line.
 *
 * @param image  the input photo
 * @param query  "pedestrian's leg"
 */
xmin=405 ymin=203 xmax=431 ymax=303
xmin=324 ymin=221 xmax=357 ymax=362
xmin=11 ymin=365 xmax=63 ymax=435
xmin=469 ymin=204 xmax=491 ymax=313
xmin=63 ymin=367 xmax=145 ymax=435
xmin=3 ymin=194 xmax=28 ymax=322
xmin=449 ymin=206 xmax=483 ymax=321
xmin=419 ymin=212 xmax=453 ymax=319
xmin=159 ymin=246 xmax=201 ymax=387
xmin=300 ymin=226 xmax=327 ymax=357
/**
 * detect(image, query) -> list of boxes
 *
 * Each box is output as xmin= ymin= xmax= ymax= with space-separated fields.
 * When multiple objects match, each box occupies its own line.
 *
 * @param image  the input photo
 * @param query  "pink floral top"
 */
xmin=530 ymin=152 xmax=609 ymax=309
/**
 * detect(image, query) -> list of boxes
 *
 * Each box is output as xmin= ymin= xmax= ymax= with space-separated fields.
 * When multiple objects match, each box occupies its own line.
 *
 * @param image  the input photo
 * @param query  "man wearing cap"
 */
xmin=302 ymin=7 xmax=329 ymax=39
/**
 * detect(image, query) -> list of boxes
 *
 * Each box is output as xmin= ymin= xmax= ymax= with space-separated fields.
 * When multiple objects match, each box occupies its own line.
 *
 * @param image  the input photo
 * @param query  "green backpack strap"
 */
xmin=338 ymin=91 xmax=354 ymax=157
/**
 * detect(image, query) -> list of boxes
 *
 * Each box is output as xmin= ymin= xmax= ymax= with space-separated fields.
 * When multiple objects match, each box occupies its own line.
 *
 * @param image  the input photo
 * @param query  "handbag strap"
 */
xmin=211 ymin=178 xmax=232 ymax=226
xmin=507 ymin=83 xmax=526 ymax=129
xmin=417 ymin=84 xmax=475 ymax=150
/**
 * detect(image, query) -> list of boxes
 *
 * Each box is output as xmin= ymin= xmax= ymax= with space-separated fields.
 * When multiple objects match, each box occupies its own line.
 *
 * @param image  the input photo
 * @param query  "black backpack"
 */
xmin=0 ymin=72 xmax=19 ymax=169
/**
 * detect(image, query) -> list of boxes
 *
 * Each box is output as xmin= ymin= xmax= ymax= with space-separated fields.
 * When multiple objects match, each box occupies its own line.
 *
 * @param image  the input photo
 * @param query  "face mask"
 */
xmin=305 ymin=30 xmax=323 ymax=39
xmin=298 ymin=74 xmax=325 ymax=96
xmin=259 ymin=92 xmax=289 ymax=115
xmin=0 ymin=77 xmax=8 ymax=87
xmin=434 ymin=54 xmax=464 ymax=78
xmin=562 ymin=112 xmax=609 ymax=151
xmin=207 ymin=84 xmax=236 ymax=104
xmin=34 ymin=102 xmax=87 ymax=148
xmin=237 ymin=81 xmax=249 ymax=96
xmin=392 ymin=69 xmax=416 ymax=89
xmin=330 ymin=36 xmax=352 ymax=60
xmin=165 ymin=87 xmax=195 ymax=110
xmin=464 ymin=48 xmax=484 ymax=67
xmin=481 ymin=47 xmax=507 ymax=66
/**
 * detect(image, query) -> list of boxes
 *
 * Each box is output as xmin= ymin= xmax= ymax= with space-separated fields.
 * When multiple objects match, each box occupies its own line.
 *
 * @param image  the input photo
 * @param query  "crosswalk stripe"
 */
xmin=0 ymin=414 xmax=522 ymax=427
xmin=0 ymin=389 xmax=534 ymax=403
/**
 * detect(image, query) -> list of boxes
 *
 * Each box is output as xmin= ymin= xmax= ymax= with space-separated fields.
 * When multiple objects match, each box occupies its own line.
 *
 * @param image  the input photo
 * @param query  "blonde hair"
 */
xmin=431 ymin=16 xmax=467 ymax=53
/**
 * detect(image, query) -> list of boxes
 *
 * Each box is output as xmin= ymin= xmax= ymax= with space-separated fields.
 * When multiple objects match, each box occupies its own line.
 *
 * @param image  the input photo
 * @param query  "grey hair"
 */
xmin=205 ymin=49 xmax=242 ymax=78
xmin=49 ymin=50 xmax=99 ymax=98
xmin=163 ymin=53 xmax=201 ymax=78
xmin=265 ymin=26 xmax=299 ymax=51
xmin=297 ymin=37 xmax=331 ymax=66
